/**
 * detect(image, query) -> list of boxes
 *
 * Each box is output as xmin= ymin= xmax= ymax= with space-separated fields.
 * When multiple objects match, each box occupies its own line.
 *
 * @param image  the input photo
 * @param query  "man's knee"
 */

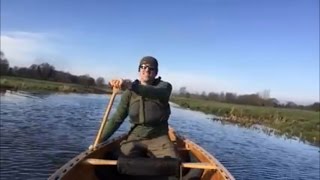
xmin=120 ymin=141 xmax=148 ymax=157
xmin=150 ymin=138 xmax=178 ymax=158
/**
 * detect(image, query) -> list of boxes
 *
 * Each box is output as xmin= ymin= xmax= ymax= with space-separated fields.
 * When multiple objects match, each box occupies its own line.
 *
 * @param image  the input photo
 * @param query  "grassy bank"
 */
xmin=0 ymin=76 xmax=112 ymax=94
xmin=170 ymin=96 xmax=320 ymax=146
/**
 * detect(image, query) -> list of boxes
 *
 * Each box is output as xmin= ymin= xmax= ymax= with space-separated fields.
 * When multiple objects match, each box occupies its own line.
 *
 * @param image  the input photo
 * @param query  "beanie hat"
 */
xmin=139 ymin=56 xmax=158 ymax=70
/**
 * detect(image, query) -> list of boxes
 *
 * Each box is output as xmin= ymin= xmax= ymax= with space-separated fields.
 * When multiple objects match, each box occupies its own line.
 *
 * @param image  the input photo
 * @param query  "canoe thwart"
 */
xmin=83 ymin=158 xmax=217 ymax=170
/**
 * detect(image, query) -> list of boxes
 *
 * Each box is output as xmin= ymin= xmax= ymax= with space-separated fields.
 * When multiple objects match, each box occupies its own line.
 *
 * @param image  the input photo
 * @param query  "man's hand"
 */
xmin=88 ymin=144 xmax=94 ymax=150
xmin=108 ymin=79 xmax=132 ymax=90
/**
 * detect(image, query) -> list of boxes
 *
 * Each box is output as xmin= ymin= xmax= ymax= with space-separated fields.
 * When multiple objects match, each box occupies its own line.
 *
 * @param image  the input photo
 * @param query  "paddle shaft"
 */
xmin=93 ymin=87 xmax=119 ymax=147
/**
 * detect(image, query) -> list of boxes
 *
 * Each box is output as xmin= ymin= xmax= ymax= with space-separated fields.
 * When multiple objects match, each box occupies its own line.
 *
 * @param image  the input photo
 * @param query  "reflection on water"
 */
xmin=0 ymin=88 xmax=7 ymax=95
xmin=0 ymin=91 xmax=319 ymax=180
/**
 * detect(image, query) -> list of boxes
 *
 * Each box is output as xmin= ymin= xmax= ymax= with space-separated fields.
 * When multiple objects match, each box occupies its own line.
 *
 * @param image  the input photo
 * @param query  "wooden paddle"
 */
xmin=92 ymin=85 xmax=120 ymax=149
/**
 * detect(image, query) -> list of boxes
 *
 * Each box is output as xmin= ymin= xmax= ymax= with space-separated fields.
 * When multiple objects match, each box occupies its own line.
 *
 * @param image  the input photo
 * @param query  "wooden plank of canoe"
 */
xmin=83 ymin=158 xmax=218 ymax=170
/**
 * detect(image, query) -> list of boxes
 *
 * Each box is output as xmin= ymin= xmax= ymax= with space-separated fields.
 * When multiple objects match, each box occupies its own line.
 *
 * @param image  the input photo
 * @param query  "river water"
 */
xmin=0 ymin=91 xmax=319 ymax=180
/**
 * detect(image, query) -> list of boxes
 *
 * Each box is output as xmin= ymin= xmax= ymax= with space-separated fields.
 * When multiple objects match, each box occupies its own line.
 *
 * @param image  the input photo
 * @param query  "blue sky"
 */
xmin=1 ymin=0 xmax=319 ymax=104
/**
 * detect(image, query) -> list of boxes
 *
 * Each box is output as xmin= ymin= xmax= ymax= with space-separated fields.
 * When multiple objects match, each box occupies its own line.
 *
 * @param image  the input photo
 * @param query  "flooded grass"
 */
xmin=170 ymin=96 xmax=320 ymax=146
xmin=0 ymin=76 xmax=112 ymax=94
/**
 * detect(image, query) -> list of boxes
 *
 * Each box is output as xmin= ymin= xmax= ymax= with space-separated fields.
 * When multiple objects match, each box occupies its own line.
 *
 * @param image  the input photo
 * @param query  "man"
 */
xmin=100 ymin=56 xmax=177 ymax=159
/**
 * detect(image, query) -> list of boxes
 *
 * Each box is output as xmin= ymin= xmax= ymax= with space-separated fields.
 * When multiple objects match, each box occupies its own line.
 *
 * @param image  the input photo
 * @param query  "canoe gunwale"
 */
xmin=184 ymin=138 xmax=234 ymax=180
xmin=169 ymin=129 xmax=235 ymax=180
xmin=48 ymin=133 xmax=128 ymax=180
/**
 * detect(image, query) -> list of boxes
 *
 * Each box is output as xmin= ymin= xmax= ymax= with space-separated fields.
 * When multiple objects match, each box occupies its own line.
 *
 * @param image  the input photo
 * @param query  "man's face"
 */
xmin=139 ymin=64 xmax=157 ymax=83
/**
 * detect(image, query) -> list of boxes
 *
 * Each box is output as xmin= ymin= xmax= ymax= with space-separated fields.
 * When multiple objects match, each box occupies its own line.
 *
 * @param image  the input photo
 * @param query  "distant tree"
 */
xmin=286 ymin=101 xmax=297 ymax=108
xmin=53 ymin=71 xmax=72 ymax=83
xmin=0 ymin=51 xmax=9 ymax=75
xmin=96 ymin=77 xmax=105 ymax=87
xmin=307 ymin=102 xmax=320 ymax=111
xmin=0 ymin=51 xmax=5 ymax=61
xmin=7 ymin=67 xmax=14 ymax=76
xmin=79 ymin=75 xmax=89 ymax=86
xmin=38 ymin=63 xmax=55 ymax=80
xmin=70 ymin=74 xmax=79 ymax=84
xmin=88 ymin=77 xmax=95 ymax=86
xmin=79 ymin=74 xmax=95 ymax=86
xmin=208 ymin=92 xmax=220 ymax=101
xmin=219 ymin=92 xmax=225 ymax=101
xmin=237 ymin=94 xmax=263 ymax=106
xmin=11 ymin=66 xmax=19 ymax=76
xmin=200 ymin=91 xmax=207 ymax=99
xmin=225 ymin=92 xmax=237 ymax=103
xmin=190 ymin=92 xmax=201 ymax=99
xmin=264 ymin=98 xmax=280 ymax=107
xmin=15 ymin=67 xmax=30 ymax=78
xmin=29 ymin=64 xmax=38 ymax=70
xmin=179 ymin=87 xmax=187 ymax=95
xmin=29 ymin=64 xmax=41 ymax=79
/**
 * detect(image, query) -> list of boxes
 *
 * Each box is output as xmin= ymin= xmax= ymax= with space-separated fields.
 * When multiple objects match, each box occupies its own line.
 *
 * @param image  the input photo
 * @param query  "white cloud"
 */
xmin=65 ymin=64 xmax=137 ymax=81
xmin=0 ymin=31 xmax=279 ymax=99
xmin=158 ymin=68 xmax=238 ymax=94
xmin=0 ymin=31 xmax=59 ymax=67
xmin=160 ymin=68 xmax=319 ymax=104
xmin=1 ymin=31 xmax=317 ymax=104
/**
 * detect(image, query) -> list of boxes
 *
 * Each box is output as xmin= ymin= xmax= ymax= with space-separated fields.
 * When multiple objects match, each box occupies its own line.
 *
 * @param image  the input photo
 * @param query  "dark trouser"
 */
xmin=119 ymin=135 xmax=179 ymax=180
xmin=120 ymin=135 xmax=178 ymax=159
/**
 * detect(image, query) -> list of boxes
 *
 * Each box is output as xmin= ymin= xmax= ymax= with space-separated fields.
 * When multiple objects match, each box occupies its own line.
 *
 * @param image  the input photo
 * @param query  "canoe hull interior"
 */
xmin=49 ymin=129 xmax=234 ymax=180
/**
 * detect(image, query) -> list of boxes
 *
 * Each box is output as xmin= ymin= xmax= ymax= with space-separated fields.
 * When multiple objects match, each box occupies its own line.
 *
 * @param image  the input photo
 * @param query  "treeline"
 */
xmin=175 ymin=87 xmax=320 ymax=112
xmin=0 ymin=51 xmax=106 ymax=87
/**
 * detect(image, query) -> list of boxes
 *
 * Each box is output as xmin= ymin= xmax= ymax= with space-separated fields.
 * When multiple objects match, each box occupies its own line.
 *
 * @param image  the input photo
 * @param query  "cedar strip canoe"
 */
xmin=48 ymin=128 xmax=235 ymax=180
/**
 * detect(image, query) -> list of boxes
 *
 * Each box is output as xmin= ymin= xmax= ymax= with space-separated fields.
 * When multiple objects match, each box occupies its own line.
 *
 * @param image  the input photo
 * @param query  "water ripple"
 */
xmin=0 ymin=91 xmax=319 ymax=180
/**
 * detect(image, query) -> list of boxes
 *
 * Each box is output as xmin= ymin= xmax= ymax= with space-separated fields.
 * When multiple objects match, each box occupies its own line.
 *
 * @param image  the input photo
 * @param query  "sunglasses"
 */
xmin=139 ymin=64 xmax=156 ymax=71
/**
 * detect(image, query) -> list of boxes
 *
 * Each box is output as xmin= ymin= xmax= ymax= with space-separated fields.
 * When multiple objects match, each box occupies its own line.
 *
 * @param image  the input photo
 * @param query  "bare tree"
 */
xmin=79 ymin=74 xmax=95 ymax=86
xmin=38 ymin=63 xmax=55 ymax=80
xmin=179 ymin=87 xmax=187 ymax=95
xmin=96 ymin=77 xmax=105 ymax=87
xmin=0 ymin=51 xmax=9 ymax=75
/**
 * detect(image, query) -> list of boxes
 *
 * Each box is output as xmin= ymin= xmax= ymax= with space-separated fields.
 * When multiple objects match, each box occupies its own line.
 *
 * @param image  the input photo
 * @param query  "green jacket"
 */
xmin=100 ymin=78 xmax=172 ymax=142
